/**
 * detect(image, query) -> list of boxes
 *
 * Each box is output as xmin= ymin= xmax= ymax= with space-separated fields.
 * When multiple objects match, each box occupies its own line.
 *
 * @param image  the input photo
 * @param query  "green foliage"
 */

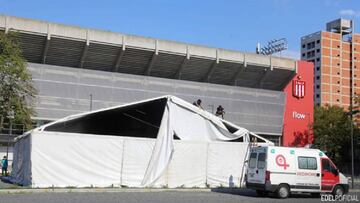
xmin=313 ymin=105 xmax=359 ymax=168
xmin=0 ymin=32 xmax=36 ymax=130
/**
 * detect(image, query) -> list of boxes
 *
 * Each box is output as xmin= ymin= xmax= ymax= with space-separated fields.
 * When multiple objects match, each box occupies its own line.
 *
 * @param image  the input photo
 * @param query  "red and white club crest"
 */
xmin=293 ymin=80 xmax=305 ymax=99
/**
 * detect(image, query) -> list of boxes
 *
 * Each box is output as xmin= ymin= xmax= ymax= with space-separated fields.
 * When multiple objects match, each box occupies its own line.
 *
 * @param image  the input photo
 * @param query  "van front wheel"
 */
xmin=332 ymin=185 xmax=344 ymax=196
xmin=276 ymin=184 xmax=290 ymax=199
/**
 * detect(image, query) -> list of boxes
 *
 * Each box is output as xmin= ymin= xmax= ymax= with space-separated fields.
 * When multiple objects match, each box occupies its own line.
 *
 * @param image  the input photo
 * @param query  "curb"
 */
xmin=0 ymin=188 xmax=214 ymax=194
xmin=0 ymin=188 xmax=359 ymax=194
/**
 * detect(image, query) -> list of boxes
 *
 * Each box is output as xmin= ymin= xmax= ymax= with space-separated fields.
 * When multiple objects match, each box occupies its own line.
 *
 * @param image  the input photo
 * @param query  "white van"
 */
xmin=246 ymin=146 xmax=349 ymax=198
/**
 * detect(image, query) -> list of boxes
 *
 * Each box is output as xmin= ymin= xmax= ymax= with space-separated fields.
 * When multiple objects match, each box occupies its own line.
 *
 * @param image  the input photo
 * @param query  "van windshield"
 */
xmin=249 ymin=153 xmax=257 ymax=168
xmin=322 ymin=159 xmax=337 ymax=172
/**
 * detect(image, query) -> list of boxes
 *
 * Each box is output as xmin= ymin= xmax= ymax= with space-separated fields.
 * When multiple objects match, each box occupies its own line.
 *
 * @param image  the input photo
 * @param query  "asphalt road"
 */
xmin=1 ymin=190 xmax=359 ymax=203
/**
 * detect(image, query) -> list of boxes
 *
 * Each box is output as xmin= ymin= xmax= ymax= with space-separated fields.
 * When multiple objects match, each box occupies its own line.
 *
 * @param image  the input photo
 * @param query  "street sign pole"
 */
xmin=351 ymin=113 xmax=354 ymax=189
xmin=6 ymin=121 xmax=12 ymax=160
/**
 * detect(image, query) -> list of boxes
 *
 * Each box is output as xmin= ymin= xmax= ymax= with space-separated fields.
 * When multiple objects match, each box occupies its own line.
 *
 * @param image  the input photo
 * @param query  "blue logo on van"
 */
xmin=271 ymin=149 xmax=275 ymax=153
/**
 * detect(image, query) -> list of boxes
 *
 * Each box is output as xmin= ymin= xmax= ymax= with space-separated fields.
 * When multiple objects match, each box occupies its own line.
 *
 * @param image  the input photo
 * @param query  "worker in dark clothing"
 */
xmin=193 ymin=99 xmax=203 ymax=109
xmin=215 ymin=105 xmax=225 ymax=119
xmin=1 ymin=156 xmax=8 ymax=176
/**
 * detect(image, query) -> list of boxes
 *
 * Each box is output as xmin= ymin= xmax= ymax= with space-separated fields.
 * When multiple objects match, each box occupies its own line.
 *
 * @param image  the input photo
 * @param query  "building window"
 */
xmin=337 ymin=90 xmax=340 ymax=93
xmin=316 ymin=94 xmax=320 ymax=98
xmin=337 ymin=72 xmax=340 ymax=75
xmin=302 ymin=44 xmax=305 ymax=48
xmin=337 ymin=81 xmax=340 ymax=84
xmin=316 ymin=49 xmax=320 ymax=53
xmin=307 ymin=42 xmax=315 ymax=49
xmin=337 ymin=45 xmax=340 ymax=48
xmin=316 ymin=76 xmax=320 ymax=80
xmin=316 ymin=85 xmax=320 ymax=89
xmin=307 ymin=50 xmax=315 ymax=58
xmin=337 ymin=99 xmax=340 ymax=102
xmin=316 ymin=40 xmax=320 ymax=44
xmin=302 ymin=53 xmax=305 ymax=57
xmin=316 ymin=58 xmax=320 ymax=62
xmin=316 ymin=67 xmax=320 ymax=71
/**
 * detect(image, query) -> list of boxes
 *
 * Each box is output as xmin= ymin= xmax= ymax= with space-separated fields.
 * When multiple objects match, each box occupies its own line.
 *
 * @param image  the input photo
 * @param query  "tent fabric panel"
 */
xmin=168 ymin=102 xmax=219 ymax=141
xmin=121 ymin=138 xmax=159 ymax=187
xmin=140 ymin=104 xmax=172 ymax=187
xmin=206 ymin=142 xmax=250 ymax=187
xmin=166 ymin=141 xmax=207 ymax=188
xmin=43 ymin=98 xmax=167 ymax=139
xmin=168 ymin=98 xmax=250 ymax=141
xmin=11 ymin=134 xmax=32 ymax=186
xmin=31 ymin=131 xmax=123 ymax=187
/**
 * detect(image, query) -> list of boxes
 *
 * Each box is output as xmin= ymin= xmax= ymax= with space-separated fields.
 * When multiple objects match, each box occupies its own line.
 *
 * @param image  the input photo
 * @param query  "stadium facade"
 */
xmin=0 ymin=15 xmax=313 ymax=146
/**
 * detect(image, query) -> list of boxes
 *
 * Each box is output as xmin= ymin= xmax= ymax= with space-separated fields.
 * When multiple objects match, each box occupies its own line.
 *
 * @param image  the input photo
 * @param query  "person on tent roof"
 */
xmin=193 ymin=99 xmax=203 ymax=109
xmin=215 ymin=105 xmax=225 ymax=119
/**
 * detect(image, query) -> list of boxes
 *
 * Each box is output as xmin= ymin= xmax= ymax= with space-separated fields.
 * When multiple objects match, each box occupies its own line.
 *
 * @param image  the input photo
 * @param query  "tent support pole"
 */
xmin=120 ymin=139 xmax=125 ymax=187
xmin=123 ymin=113 xmax=159 ymax=129
xmin=205 ymin=143 xmax=209 ymax=187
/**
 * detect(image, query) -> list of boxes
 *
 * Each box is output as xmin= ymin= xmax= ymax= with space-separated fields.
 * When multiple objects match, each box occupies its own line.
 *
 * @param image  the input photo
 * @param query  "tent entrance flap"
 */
xmin=43 ymin=98 xmax=168 ymax=138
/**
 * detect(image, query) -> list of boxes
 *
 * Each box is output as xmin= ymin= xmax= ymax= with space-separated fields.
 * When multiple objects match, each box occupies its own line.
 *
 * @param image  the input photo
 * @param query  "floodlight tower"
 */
xmin=256 ymin=38 xmax=288 ymax=55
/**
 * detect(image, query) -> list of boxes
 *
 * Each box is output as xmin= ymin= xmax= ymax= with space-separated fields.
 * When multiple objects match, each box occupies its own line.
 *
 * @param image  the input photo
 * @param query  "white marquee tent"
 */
xmin=11 ymin=95 xmax=273 ymax=188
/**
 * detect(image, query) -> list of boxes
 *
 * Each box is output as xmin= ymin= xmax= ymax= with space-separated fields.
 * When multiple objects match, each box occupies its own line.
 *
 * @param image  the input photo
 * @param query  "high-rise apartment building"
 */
xmin=301 ymin=19 xmax=360 ymax=108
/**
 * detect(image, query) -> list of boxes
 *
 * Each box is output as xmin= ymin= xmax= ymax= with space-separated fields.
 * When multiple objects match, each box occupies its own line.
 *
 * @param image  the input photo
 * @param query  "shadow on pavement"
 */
xmin=211 ymin=188 xmax=257 ymax=197
xmin=211 ymin=188 xmax=320 ymax=199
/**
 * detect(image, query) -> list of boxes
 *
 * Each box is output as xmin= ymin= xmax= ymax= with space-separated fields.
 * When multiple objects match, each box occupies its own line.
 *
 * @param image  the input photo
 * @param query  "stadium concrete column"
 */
xmin=42 ymin=26 xmax=51 ymax=64
xmin=232 ymin=54 xmax=247 ymax=86
xmin=144 ymin=40 xmax=159 ymax=75
xmin=114 ymin=36 xmax=126 ymax=72
xmin=79 ymin=29 xmax=90 ymax=68
xmin=174 ymin=45 xmax=190 ymax=79
xmin=203 ymin=49 xmax=219 ymax=82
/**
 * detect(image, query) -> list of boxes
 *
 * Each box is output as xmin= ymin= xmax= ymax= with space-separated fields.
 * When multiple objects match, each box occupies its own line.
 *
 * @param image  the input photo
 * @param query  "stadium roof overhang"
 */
xmin=0 ymin=15 xmax=297 ymax=90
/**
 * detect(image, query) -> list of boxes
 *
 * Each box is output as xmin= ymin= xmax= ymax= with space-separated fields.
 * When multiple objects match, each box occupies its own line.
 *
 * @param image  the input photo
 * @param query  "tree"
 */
xmin=0 ymin=32 xmax=36 ymax=131
xmin=313 ymin=105 xmax=359 ymax=168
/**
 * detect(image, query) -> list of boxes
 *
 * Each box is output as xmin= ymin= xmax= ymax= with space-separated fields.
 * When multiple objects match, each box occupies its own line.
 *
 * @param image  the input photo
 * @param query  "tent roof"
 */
xmin=18 ymin=95 xmax=273 ymax=144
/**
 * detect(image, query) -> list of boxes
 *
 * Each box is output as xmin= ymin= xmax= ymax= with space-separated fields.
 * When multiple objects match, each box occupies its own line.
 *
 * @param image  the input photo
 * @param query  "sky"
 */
xmin=0 ymin=0 xmax=359 ymax=59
